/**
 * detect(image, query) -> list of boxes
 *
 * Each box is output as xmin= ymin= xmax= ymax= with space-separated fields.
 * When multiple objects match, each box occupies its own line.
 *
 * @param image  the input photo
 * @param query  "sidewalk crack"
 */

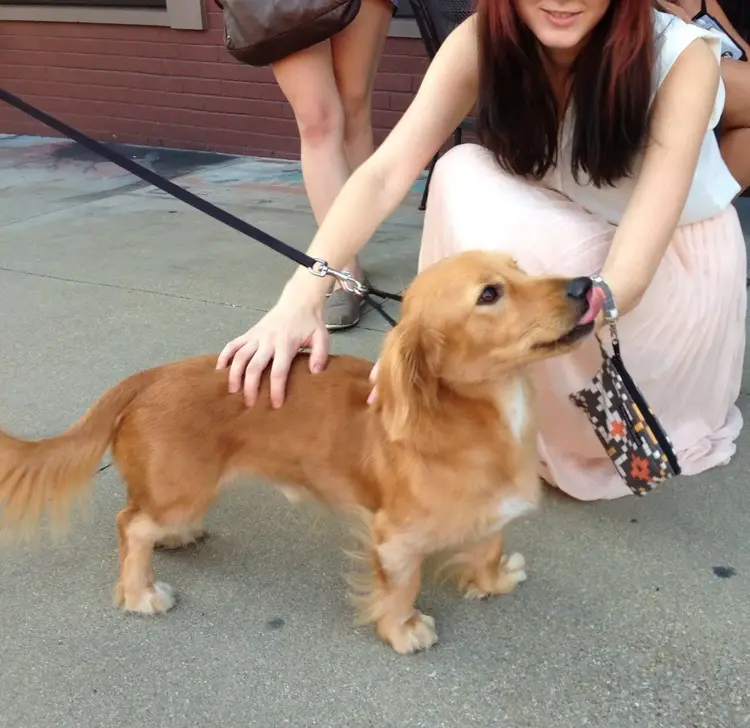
xmin=0 ymin=265 xmax=264 ymax=311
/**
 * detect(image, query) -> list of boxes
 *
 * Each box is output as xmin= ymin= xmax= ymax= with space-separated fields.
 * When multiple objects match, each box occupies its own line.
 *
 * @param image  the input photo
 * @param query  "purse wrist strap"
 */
xmin=590 ymin=275 xmax=619 ymax=324
xmin=590 ymin=275 xmax=621 ymax=354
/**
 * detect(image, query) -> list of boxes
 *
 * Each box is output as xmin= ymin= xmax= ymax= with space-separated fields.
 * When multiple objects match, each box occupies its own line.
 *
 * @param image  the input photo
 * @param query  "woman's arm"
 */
xmin=665 ymin=0 xmax=750 ymax=56
xmin=218 ymin=16 xmax=480 ymax=406
xmin=709 ymin=0 xmax=750 ymax=56
xmin=599 ymin=38 xmax=721 ymax=316
xmin=655 ymin=0 xmax=693 ymax=22
xmin=283 ymin=16 xmax=480 ymax=304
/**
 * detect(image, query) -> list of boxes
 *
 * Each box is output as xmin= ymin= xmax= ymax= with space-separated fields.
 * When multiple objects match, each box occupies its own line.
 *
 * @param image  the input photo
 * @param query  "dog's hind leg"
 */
xmin=154 ymin=520 xmax=208 ymax=550
xmin=114 ymin=507 xmax=176 ymax=615
xmin=111 ymin=425 xmax=221 ymax=612
xmin=453 ymin=533 xmax=527 ymax=600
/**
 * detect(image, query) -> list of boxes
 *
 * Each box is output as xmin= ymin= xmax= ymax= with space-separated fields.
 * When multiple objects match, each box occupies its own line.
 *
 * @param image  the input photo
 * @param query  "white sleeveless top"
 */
xmin=543 ymin=9 xmax=741 ymax=226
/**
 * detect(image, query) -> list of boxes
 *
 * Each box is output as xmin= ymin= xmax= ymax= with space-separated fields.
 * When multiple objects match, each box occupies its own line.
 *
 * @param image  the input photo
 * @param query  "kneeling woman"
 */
xmin=219 ymin=0 xmax=747 ymax=501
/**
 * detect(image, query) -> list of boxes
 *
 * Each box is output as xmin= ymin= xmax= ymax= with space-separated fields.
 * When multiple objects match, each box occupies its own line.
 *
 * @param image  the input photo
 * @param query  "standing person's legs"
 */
xmin=271 ymin=2 xmax=393 ymax=330
xmin=324 ymin=0 xmax=394 ymax=329
xmin=271 ymin=43 xmax=350 ymax=228
xmin=333 ymin=0 xmax=393 ymax=171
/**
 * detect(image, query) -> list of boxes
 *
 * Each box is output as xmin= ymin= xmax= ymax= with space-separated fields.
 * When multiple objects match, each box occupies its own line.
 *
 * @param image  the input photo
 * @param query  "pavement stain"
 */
xmin=712 ymin=566 xmax=737 ymax=579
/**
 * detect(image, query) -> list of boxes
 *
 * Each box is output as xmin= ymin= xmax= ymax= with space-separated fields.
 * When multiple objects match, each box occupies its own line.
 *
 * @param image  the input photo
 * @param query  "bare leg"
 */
xmin=719 ymin=59 xmax=750 ymax=192
xmin=321 ymin=0 xmax=393 ymax=328
xmin=705 ymin=1 xmax=750 ymax=58
xmin=721 ymin=128 xmax=750 ymax=192
xmin=453 ymin=533 xmax=528 ymax=600
xmin=333 ymin=0 xmax=393 ymax=174
xmin=270 ymin=4 xmax=391 ymax=328
xmin=271 ymin=43 xmax=350 ymax=228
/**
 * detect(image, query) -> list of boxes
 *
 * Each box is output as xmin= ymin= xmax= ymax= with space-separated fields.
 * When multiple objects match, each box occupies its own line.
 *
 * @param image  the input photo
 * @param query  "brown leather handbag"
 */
xmin=214 ymin=0 xmax=362 ymax=67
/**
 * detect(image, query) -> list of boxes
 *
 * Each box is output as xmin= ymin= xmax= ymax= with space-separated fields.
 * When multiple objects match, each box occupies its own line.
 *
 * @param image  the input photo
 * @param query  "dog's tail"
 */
xmin=0 ymin=369 xmax=157 ymax=538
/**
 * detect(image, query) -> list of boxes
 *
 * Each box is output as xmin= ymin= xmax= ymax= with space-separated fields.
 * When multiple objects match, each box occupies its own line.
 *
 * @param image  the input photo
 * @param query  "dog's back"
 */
xmin=113 ymin=353 xmax=383 ymax=511
xmin=0 ymin=352 xmax=382 ymax=539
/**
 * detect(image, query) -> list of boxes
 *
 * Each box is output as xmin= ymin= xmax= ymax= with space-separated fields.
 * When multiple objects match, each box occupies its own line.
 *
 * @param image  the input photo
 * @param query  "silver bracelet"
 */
xmin=590 ymin=275 xmax=619 ymax=324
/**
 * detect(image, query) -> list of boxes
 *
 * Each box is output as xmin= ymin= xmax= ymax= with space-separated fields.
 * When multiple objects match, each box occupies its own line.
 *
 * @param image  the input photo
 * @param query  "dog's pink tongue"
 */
xmin=579 ymin=287 xmax=604 ymax=325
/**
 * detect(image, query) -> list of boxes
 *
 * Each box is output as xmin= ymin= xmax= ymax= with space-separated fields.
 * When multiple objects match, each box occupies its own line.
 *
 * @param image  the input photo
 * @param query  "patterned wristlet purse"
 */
xmin=569 ymin=277 xmax=681 ymax=495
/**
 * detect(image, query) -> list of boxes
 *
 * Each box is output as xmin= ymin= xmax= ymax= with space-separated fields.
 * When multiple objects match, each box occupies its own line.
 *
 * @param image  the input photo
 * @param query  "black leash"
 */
xmin=0 ymin=87 xmax=402 ymax=326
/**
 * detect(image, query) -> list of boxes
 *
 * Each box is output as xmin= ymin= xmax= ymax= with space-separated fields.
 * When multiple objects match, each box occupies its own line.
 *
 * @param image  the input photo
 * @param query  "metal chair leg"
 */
xmin=420 ymin=152 xmax=439 ymax=211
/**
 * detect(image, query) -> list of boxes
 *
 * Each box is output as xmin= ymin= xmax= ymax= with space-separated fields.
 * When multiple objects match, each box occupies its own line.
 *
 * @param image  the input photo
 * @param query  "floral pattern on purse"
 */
xmin=569 ymin=278 xmax=681 ymax=495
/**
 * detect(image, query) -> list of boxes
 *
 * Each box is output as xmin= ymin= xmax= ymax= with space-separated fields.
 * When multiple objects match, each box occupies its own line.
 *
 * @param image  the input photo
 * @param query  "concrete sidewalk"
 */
xmin=1 ymin=134 xmax=749 ymax=728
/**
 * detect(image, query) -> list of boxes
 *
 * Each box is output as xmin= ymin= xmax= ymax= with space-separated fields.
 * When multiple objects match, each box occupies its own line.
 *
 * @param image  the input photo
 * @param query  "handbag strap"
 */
xmin=590 ymin=275 xmax=622 ymax=357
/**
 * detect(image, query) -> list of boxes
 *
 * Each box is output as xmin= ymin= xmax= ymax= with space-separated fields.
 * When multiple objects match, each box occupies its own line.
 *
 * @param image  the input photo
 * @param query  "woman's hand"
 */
xmin=217 ymin=283 xmax=329 ymax=408
xmin=367 ymin=358 xmax=380 ymax=405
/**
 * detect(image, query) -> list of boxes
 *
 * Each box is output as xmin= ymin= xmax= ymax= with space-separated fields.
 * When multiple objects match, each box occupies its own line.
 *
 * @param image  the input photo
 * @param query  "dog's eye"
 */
xmin=477 ymin=284 xmax=503 ymax=305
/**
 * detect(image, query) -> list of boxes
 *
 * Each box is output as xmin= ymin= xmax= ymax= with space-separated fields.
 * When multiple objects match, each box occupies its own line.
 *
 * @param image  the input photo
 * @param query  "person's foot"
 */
xmin=323 ymin=272 xmax=369 ymax=330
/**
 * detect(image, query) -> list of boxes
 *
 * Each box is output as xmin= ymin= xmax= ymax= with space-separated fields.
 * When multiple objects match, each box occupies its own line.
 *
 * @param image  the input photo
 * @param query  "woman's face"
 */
xmin=514 ymin=0 xmax=612 ymax=64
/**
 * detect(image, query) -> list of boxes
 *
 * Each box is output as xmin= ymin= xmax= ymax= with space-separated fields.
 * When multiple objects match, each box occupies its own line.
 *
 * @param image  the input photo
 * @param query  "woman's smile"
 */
xmin=541 ymin=8 xmax=583 ymax=27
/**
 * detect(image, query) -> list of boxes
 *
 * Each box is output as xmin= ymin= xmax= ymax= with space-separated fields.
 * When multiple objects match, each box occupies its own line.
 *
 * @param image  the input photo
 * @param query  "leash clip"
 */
xmin=310 ymin=258 xmax=368 ymax=296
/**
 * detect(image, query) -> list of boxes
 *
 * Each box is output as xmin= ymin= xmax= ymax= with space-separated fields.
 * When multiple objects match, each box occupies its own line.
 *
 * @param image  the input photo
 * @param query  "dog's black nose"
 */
xmin=566 ymin=277 xmax=592 ymax=301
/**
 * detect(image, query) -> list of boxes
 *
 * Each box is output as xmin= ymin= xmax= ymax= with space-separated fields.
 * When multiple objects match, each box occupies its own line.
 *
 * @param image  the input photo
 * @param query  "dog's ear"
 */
xmin=375 ymin=321 xmax=443 ymax=442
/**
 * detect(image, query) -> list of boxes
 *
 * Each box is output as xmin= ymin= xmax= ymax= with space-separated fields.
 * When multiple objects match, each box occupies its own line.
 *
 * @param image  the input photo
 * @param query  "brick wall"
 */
xmin=0 ymin=3 xmax=428 ymax=158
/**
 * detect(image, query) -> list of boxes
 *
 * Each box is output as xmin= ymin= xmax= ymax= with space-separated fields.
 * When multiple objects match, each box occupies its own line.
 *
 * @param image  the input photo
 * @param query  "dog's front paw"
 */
xmin=123 ymin=582 xmax=176 ymax=615
xmin=463 ymin=552 xmax=528 ymax=600
xmin=378 ymin=611 xmax=438 ymax=654
xmin=498 ymin=552 xmax=528 ymax=590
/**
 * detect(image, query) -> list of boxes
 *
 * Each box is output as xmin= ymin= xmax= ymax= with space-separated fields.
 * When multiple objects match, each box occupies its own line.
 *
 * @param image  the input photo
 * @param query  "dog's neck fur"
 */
xmin=373 ymin=368 xmax=536 ymax=459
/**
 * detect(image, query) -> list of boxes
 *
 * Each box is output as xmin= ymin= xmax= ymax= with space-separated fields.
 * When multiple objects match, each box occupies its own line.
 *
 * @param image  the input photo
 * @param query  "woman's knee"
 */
xmin=431 ymin=143 xmax=515 ymax=195
xmin=434 ymin=143 xmax=492 ymax=175
xmin=339 ymin=85 xmax=374 ymax=141
xmin=332 ymin=0 xmax=392 ymax=140
xmin=293 ymin=98 xmax=346 ymax=148
xmin=272 ymin=47 xmax=346 ymax=148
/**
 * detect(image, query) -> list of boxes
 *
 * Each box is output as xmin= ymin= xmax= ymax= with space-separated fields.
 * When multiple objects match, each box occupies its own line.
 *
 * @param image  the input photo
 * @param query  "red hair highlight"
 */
xmin=475 ymin=0 xmax=656 ymax=187
xmin=604 ymin=0 xmax=655 ymax=119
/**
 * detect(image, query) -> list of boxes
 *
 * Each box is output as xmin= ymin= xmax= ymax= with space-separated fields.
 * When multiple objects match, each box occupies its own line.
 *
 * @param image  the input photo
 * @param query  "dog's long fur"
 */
xmin=0 ymin=251 xmax=594 ymax=653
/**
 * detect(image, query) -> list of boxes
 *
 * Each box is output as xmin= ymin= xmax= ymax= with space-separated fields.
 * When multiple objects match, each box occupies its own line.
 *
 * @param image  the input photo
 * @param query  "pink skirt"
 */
xmin=419 ymin=144 xmax=747 ymax=501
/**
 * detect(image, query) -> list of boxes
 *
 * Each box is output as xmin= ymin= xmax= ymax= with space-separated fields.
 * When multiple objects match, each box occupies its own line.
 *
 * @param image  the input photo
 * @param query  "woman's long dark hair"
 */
xmin=476 ymin=0 xmax=655 ymax=187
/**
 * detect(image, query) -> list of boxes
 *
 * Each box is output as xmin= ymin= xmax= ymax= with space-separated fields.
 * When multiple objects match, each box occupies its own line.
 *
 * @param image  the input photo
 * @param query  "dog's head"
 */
xmin=375 ymin=250 xmax=600 ymax=441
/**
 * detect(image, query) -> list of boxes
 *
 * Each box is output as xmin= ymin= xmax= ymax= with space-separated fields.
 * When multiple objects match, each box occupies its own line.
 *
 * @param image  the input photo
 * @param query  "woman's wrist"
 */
xmin=595 ymin=270 xmax=644 ymax=320
xmin=282 ymin=266 xmax=331 ymax=310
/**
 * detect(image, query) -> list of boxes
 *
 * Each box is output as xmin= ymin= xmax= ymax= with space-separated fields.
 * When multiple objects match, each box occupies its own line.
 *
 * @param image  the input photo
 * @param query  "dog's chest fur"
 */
xmin=485 ymin=494 xmax=537 ymax=534
xmin=496 ymin=376 xmax=531 ymax=443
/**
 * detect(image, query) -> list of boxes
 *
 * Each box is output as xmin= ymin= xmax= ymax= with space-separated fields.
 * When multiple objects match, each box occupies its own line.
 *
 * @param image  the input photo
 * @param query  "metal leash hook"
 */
xmin=310 ymin=258 xmax=399 ymax=327
xmin=310 ymin=258 xmax=369 ymax=296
